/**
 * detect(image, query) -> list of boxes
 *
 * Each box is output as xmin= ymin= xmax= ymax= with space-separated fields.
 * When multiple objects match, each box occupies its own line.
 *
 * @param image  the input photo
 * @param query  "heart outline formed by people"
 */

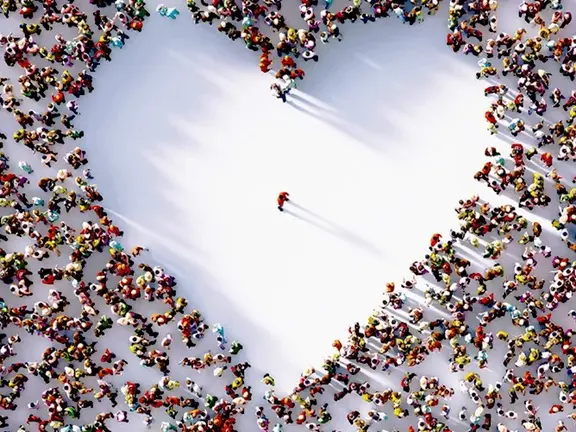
xmin=1 ymin=0 xmax=576 ymax=431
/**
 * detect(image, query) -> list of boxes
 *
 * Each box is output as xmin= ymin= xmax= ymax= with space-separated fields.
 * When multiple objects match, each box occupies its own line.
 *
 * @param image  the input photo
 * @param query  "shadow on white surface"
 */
xmin=77 ymin=9 xmax=494 ymax=397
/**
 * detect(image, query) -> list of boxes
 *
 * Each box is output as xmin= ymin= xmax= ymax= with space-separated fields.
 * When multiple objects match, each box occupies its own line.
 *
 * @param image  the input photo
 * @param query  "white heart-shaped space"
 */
xmin=80 ymin=8 xmax=494 ymax=392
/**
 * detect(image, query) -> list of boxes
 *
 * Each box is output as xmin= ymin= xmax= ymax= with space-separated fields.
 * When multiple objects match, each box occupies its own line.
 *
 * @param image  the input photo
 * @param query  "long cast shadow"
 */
xmin=284 ymin=202 xmax=383 ymax=257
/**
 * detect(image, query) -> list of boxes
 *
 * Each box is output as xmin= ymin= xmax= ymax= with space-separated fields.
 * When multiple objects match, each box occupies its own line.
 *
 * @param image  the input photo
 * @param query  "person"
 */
xmin=277 ymin=191 xmax=289 ymax=211
xmin=156 ymin=4 xmax=180 ymax=19
xmin=2 ymin=0 xmax=576 ymax=431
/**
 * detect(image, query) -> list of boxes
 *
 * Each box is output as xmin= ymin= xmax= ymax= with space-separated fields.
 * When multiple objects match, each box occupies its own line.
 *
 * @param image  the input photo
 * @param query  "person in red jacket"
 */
xmin=485 ymin=109 xmax=498 ymax=128
xmin=259 ymin=52 xmax=272 ymax=73
xmin=280 ymin=55 xmax=295 ymax=68
xmin=277 ymin=191 xmax=289 ymax=211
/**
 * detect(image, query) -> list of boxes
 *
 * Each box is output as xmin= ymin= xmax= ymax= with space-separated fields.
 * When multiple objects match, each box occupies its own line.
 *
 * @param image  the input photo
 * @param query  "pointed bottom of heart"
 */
xmin=80 ymin=13 xmax=491 ymax=398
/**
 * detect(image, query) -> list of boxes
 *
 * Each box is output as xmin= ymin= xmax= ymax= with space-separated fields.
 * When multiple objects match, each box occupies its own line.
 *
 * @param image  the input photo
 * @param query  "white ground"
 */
xmin=2 ymin=1 xmax=575 ymax=431
xmin=79 ymin=4 xmax=497 ymax=394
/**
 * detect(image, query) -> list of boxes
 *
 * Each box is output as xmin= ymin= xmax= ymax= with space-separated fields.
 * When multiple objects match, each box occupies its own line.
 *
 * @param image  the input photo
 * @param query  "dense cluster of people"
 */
xmin=0 ymin=1 xmax=257 ymax=431
xmin=1 ymin=0 xmax=576 ymax=431
xmin=188 ymin=0 xmax=576 ymax=431
xmin=185 ymin=0 xmax=447 ymax=102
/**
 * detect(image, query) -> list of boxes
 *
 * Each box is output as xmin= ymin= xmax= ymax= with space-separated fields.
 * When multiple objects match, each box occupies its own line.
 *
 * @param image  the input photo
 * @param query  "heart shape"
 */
xmin=81 ymin=2 xmax=492 ymax=392
xmin=2 ymin=0 xmax=576 ymax=431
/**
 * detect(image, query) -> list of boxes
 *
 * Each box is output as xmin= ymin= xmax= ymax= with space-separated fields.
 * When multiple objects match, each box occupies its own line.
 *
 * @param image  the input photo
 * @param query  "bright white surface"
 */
xmin=1 ymin=1 xmax=575 ymax=431
xmin=79 ymin=9 xmax=491 ymax=393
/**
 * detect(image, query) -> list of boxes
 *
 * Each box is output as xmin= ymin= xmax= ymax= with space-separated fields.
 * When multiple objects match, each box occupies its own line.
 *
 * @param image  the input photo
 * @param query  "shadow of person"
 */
xmin=288 ymin=201 xmax=337 ymax=225
xmin=284 ymin=203 xmax=383 ymax=258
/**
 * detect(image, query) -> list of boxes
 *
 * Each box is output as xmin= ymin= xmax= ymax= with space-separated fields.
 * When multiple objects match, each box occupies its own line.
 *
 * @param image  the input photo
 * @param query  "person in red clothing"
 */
xmin=280 ymin=55 xmax=295 ymax=68
xmin=259 ymin=52 xmax=272 ymax=73
xmin=277 ymin=191 xmax=289 ymax=211
xmin=540 ymin=152 xmax=553 ymax=167
xmin=484 ymin=109 xmax=498 ymax=127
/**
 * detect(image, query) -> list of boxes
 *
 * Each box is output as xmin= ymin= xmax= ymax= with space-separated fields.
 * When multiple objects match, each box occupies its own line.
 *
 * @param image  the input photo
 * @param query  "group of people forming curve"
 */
xmin=2 ymin=0 xmax=576 ymax=432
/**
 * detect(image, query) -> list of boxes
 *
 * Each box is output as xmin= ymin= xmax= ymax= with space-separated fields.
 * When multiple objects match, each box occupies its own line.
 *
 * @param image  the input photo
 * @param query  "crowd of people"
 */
xmin=0 ymin=0 xmax=576 ymax=431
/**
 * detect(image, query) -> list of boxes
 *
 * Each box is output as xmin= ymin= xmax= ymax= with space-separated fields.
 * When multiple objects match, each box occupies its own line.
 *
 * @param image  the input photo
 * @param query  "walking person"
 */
xmin=277 ymin=191 xmax=289 ymax=211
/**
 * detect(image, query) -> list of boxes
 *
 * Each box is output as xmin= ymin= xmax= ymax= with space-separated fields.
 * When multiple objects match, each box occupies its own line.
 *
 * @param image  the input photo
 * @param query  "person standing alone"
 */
xmin=277 ymin=192 xmax=289 ymax=211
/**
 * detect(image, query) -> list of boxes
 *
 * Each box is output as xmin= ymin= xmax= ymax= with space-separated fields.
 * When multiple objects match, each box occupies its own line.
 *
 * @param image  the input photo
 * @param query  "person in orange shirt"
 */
xmin=277 ymin=191 xmax=289 ymax=211
xmin=259 ymin=52 xmax=272 ymax=73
